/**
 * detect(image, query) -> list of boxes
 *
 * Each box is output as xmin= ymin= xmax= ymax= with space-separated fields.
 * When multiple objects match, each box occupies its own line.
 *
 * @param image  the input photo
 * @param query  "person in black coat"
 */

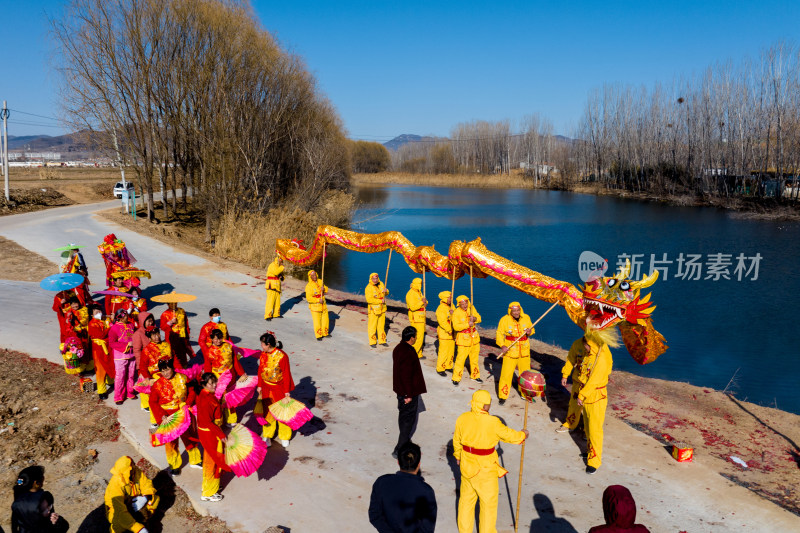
xmin=392 ymin=326 xmax=427 ymax=458
xmin=11 ymin=465 xmax=68 ymax=533
xmin=369 ymin=442 xmax=437 ymax=532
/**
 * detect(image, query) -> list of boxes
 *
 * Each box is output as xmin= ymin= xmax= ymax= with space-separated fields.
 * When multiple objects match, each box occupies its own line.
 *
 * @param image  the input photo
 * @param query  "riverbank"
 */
xmin=95 ymin=203 xmax=800 ymax=519
xmin=353 ymin=172 xmax=800 ymax=220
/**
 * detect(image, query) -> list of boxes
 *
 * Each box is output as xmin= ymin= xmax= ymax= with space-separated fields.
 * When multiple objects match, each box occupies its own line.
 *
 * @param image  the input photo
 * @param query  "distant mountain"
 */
xmin=383 ymin=134 xmax=438 ymax=151
xmin=8 ymin=130 xmax=102 ymax=154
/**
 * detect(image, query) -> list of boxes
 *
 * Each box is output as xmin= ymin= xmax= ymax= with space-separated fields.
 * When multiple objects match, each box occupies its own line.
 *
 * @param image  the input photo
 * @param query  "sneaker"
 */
xmin=98 ymin=393 xmax=108 ymax=400
xmin=586 ymin=466 xmax=597 ymax=474
xmin=370 ymin=344 xmax=376 ymax=349
xmin=437 ymin=371 xmax=447 ymax=377
xmin=262 ymin=436 xmax=271 ymax=447
xmin=201 ymin=493 xmax=224 ymax=502
xmin=115 ymin=400 xmax=124 ymax=406
xmin=188 ymin=463 xmax=202 ymax=469
xmin=265 ymin=318 xmax=272 ymax=322
xmin=391 ymin=451 xmax=398 ymax=460
xmin=141 ymin=406 xmax=149 ymax=412
xmin=556 ymin=426 xmax=570 ymax=433
xmin=317 ymin=338 xmax=323 ymax=342
xmin=170 ymin=468 xmax=181 ymax=476
xmin=150 ymin=423 xmax=158 ymax=430
xmin=279 ymin=439 xmax=290 ymax=448
xmin=380 ymin=343 xmax=389 ymax=347
xmin=473 ymin=378 xmax=483 ymax=384
xmin=418 ymin=355 xmax=426 ymax=360
xmin=452 ymin=380 xmax=459 ymax=386
xmin=498 ymin=399 xmax=506 ymax=406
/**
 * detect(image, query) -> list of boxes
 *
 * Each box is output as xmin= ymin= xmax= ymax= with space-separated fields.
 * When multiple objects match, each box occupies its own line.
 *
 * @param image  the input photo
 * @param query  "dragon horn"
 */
xmin=615 ymin=260 xmax=631 ymax=280
xmin=630 ymin=270 xmax=659 ymax=291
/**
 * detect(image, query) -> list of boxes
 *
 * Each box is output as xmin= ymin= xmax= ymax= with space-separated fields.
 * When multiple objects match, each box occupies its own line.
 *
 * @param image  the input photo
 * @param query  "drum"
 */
xmin=518 ymin=370 xmax=545 ymax=401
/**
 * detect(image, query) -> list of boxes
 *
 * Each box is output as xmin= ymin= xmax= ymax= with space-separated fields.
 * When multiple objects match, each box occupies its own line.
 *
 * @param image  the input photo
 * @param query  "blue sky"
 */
xmin=3 ymin=1 xmax=800 ymax=139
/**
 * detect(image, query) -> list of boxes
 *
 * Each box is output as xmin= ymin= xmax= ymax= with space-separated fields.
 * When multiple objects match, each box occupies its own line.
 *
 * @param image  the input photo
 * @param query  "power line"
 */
xmin=8 ymin=108 xmax=62 ymax=122
xmin=8 ymin=120 xmax=65 ymax=129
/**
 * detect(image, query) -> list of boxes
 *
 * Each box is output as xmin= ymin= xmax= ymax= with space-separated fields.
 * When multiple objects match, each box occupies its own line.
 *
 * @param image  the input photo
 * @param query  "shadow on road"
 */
xmin=529 ymin=493 xmax=578 ymax=533
xmin=280 ymin=294 xmax=304 ymax=316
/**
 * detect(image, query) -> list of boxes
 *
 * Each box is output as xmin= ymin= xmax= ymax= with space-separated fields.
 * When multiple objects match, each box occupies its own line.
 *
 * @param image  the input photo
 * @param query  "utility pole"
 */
xmin=1 ymin=101 xmax=9 ymax=201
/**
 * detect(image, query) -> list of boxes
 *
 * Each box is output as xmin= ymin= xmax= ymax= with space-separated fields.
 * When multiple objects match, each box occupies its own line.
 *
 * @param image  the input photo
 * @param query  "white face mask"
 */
xmin=212 ymin=316 xmax=221 ymax=323
xmin=132 ymin=296 xmax=139 ymax=302
xmin=93 ymin=312 xmax=103 ymax=320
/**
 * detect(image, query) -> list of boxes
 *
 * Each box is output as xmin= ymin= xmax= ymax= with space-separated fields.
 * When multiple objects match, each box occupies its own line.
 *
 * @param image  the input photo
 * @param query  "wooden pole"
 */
xmin=320 ymin=241 xmax=326 ymax=295
xmin=499 ymin=301 xmax=560 ymax=359
xmin=422 ymin=266 xmax=426 ymax=300
xmin=450 ymin=268 xmax=456 ymax=309
xmin=514 ymin=400 xmax=530 ymax=533
xmin=469 ymin=265 xmax=474 ymax=315
xmin=384 ymin=249 xmax=392 ymax=290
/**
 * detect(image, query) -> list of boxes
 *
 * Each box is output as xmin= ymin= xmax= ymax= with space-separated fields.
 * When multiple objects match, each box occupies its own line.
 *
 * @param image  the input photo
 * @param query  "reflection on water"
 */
xmin=328 ymin=185 xmax=800 ymax=414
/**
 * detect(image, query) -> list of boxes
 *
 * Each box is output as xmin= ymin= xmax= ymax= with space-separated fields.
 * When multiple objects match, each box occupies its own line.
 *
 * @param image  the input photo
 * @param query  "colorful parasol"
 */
xmin=150 ymin=405 xmax=192 ymax=447
xmin=40 ymin=273 xmax=85 ymax=292
xmin=224 ymin=376 xmax=258 ymax=408
xmin=150 ymin=292 xmax=196 ymax=303
xmin=268 ymin=397 xmax=314 ymax=430
xmin=54 ymin=244 xmax=82 ymax=251
xmin=110 ymin=268 xmax=151 ymax=280
xmin=225 ymin=424 xmax=268 ymax=477
xmin=94 ymin=289 xmax=134 ymax=298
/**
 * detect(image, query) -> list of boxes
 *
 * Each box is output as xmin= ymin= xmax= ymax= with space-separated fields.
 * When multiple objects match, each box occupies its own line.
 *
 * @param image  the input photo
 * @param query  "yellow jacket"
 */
xmin=365 ymin=274 xmax=387 ymax=315
xmin=453 ymin=391 xmax=526 ymax=479
xmin=105 ymin=456 xmax=159 ymax=533
xmin=405 ymin=278 xmax=426 ymax=323
xmin=265 ymin=258 xmax=284 ymax=292
xmin=452 ymin=296 xmax=481 ymax=347
xmin=561 ymin=337 xmax=613 ymax=404
xmin=436 ymin=292 xmax=453 ymax=340
xmin=495 ymin=302 xmax=534 ymax=358
xmin=305 ymin=272 xmax=327 ymax=312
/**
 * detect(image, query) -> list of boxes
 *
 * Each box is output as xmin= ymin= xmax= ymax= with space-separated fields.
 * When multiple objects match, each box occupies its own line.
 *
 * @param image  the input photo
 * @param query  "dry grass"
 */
xmin=9 ymin=166 xmax=123 ymax=203
xmin=214 ymin=189 xmax=355 ymax=269
xmin=352 ymin=171 xmax=540 ymax=189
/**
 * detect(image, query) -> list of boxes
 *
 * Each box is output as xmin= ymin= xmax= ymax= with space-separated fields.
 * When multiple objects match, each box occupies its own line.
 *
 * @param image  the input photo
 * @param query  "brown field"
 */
xmin=9 ymin=166 xmax=125 ymax=204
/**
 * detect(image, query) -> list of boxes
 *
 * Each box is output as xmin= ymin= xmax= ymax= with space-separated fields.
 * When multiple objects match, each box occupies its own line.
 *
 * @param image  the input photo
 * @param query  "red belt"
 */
xmin=463 ymin=445 xmax=495 ymax=456
xmin=267 ymin=276 xmax=280 ymax=280
xmin=505 ymin=335 xmax=527 ymax=341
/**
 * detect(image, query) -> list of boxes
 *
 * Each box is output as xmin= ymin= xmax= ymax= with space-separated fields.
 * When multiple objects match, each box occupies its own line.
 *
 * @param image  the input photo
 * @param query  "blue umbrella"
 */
xmin=39 ymin=273 xmax=85 ymax=292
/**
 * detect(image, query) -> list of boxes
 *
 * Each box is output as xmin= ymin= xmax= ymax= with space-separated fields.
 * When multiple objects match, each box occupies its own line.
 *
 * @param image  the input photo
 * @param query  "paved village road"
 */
xmin=0 ymin=202 xmax=798 ymax=532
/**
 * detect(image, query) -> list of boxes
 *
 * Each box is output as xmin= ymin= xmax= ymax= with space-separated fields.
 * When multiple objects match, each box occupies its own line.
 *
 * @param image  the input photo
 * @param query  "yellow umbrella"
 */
xmin=110 ymin=269 xmax=152 ymax=280
xmin=151 ymin=292 xmax=196 ymax=303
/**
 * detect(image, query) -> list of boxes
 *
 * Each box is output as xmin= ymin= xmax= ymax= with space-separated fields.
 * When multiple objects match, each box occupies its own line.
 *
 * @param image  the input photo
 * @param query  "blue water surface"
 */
xmin=323 ymin=185 xmax=800 ymax=413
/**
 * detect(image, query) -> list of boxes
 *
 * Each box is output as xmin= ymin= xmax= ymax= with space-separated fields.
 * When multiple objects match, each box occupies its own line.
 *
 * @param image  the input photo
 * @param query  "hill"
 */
xmin=383 ymin=134 xmax=438 ymax=151
xmin=8 ymin=131 xmax=102 ymax=154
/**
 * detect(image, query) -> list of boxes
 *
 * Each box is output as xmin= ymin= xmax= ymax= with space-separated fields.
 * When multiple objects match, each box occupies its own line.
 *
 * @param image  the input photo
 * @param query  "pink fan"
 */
xmin=133 ymin=377 xmax=152 ymax=395
xmin=231 ymin=343 xmax=261 ymax=358
xmin=224 ymin=376 xmax=258 ymax=408
xmin=225 ymin=424 xmax=267 ymax=477
xmin=268 ymin=397 xmax=314 ymax=430
xmin=177 ymin=364 xmax=202 ymax=382
xmin=214 ymin=370 xmax=233 ymax=399
xmin=151 ymin=405 xmax=192 ymax=447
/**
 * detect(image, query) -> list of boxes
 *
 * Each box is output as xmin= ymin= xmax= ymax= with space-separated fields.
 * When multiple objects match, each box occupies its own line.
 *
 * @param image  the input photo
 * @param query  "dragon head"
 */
xmin=581 ymin=260 xmax=658 ymax=331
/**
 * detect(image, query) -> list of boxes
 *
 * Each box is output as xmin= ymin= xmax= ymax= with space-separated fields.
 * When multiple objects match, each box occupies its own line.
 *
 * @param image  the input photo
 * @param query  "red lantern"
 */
xmin=519 ymin=370 xmax=545 ymax=401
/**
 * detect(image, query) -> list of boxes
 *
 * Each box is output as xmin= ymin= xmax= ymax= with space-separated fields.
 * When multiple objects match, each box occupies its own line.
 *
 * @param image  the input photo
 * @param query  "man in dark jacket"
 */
xmin=392 ymin=326 xmax=427 ymax=458
xmin=588 ymin=485 xmax=650 ymax=532
xmin=368 ymin=442 xmax=437 ymax=532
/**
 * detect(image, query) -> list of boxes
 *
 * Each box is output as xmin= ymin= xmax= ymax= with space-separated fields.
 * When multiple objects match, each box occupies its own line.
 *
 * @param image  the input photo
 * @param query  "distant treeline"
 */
xmin=53 ymin=0 xmax=351 ymax=231
xmin=389 ymin=43 xmax=800 ymax=204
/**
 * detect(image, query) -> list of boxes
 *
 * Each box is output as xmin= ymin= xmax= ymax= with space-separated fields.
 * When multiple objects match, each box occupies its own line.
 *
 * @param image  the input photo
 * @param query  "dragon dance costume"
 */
xmin=452 ymin=296 xmax=482 ymax=383
xmin=495 ymin=302 xmax=534 ymax=401
xmin=435 ymin=291 xmax=455 ymax=373
xmin=365 ymin=274 xmax=387 ymax=346
xmin=305 ymin=271 xmax=329 ymax=339
xmin=264 ymin=257 xmax=284 ymax=319
xmin=405 ymin=278 xmax=426 ymax=357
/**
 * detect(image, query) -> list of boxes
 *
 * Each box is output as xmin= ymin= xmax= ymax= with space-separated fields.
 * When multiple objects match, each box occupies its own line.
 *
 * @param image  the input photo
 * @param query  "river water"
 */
xmin=323 ymin=185 xmax=800 ymax=414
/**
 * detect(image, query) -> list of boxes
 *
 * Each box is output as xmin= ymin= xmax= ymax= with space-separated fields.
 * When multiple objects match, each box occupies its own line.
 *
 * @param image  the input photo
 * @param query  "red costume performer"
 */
xmin=160 ymin=305 xmax=192 ymax=367
xmin=105 ymin=285 xmax=131 ymax=318
xmin=149 ymin=371 xmax=201 ymax=471
xmin=204 ymin=341 xmax=244 ymax=424
xmin=196 ymin=387 xmax=230 ymax=498
xmin=52 ymin=289 xmax=86 ymax=343
xmin=197 ymin=321 xmax=229 ymax=358
xmin=256 ymin=346 xmax=295 ymax=442
xmin=88 ymin=312 xmax=114 ymax=398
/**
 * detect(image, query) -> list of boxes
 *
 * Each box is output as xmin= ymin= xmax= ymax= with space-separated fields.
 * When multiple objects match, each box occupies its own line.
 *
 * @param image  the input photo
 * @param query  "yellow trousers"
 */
xmin=202 ymin=449 xmax=221 ymax=497
xmin=140 ymin=393 xmax=156 ymax=424
xmin=411 ymin=321 xmax=425 ymax=356
xmin=96 ymin=363 xmax=109 ymax=394
xmin=368 ymin=311 xmax=386 ymax=345
xmin=453 ymin=343 xmax=480 ymax=383
xmin=262 ymin=413 xmax=293 ymax=441
xmin=457 ymin=471 xmax=499 ymax=533
xmin=311 ymin=310 xmax=329 ymax=338
xmin=562 ymin=382 xmax=583 ymax=430
xmin=224 ymin=407 xmax=237 ymax=425
xmin=436 ymin=338 xmax=455 ymax=372
xmin=165 ymin=439 xmax=201 ymax=471
xmin=264 ymin=289 xmax=281 ymax=319
xmin=497 ymin=356 xmax=531 ymax=400
xmin=584 ymin=394 xmax=607 ymax=468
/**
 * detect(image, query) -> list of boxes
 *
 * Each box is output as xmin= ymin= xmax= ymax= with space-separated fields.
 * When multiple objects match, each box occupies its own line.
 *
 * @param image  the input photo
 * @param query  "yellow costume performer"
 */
xmin=559 ymin=338 xmax=587 ymax=432
xmin=365 ymin=273 xmax=388 ymax=346
xmin=305 ymin=270 xmax=329 ymax=339
xmin=495 ymin=302 xmax=534 ymax=401
xmin=560 ymin=335 xmax=613 ymax=471
xmin=264 ymin=257 xmax=284 ymax=319
xmin=105 ymin=455 xmax=159 ymax=533
xmin=453 ymin=390 xmax=527 ymax=533
xmin=405 ymin=278 xmax=427 ymax=357
xmin=452 ymin=295 xmax=482 ymax=383
xmin=435 ymin=291 xmax=455 ymax=373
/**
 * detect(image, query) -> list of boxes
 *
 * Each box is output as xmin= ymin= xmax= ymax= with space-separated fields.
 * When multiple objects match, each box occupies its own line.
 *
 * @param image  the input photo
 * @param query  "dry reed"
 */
xmin=214 ymin=189 xmax=355 ymax=269
xmin=351 ymin=171 xmax=539 ymax=189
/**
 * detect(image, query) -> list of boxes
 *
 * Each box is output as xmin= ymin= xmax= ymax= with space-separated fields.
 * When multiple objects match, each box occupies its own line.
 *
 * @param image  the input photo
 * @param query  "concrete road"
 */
xmin=1 ymin=202 xmax=798 ymax=532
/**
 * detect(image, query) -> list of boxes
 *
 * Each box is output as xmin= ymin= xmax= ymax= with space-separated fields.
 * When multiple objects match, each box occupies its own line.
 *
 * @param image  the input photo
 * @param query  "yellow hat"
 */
xmin=470 ymin=389 xmax=491 ymax=413
xmin=438 ymin=290 xmax=451 ymax=302
xmin=411 ymin=278 xmax=422 ymax=289
xmin=456 ymin=295 xmax=470 ymax=304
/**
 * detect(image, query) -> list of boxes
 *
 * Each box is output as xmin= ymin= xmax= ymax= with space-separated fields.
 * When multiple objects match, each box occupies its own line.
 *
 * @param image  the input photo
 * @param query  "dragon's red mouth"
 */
xmin=583 ymin=298 xmax=624 ymax=329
